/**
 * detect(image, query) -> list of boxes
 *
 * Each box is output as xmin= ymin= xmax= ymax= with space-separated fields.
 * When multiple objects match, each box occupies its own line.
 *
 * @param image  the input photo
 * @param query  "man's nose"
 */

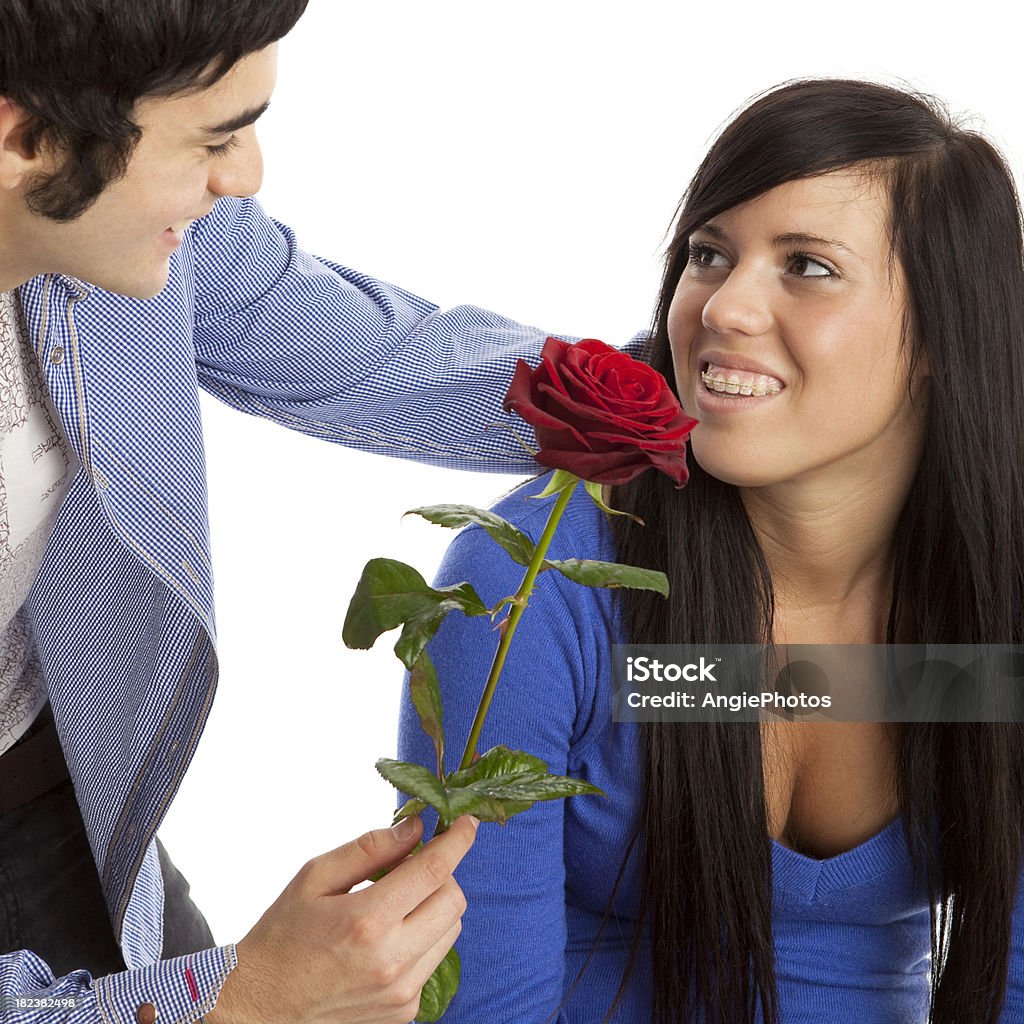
xmin=207 ymin=133 xmax=264 ymax=199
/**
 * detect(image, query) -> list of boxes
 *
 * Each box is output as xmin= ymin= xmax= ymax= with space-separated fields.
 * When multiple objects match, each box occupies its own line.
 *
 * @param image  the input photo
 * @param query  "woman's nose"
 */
xmin=700 ymin=265 xmax=774 ymax=338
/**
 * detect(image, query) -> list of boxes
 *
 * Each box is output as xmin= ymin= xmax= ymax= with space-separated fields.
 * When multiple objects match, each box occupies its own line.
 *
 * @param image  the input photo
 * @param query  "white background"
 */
xmin=160 ymin=0 xmax=1024 ymax=944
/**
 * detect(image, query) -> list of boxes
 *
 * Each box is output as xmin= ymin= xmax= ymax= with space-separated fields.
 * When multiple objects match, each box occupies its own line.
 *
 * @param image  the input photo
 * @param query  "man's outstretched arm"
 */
xmin=186 ymin=196 xmax=649 ymax=474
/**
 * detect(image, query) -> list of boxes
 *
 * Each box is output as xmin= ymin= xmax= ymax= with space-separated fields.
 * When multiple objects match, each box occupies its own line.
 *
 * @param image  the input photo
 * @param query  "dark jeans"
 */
xmin=0 ymin=719 xmax=216 ymax=978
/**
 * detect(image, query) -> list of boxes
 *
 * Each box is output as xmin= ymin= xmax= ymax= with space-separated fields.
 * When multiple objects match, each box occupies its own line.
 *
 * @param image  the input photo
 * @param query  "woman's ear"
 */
xmin=917 ymin=350 xmax=933 ymax=385
xmin=914 ymin=348 xmax=931 ymax=382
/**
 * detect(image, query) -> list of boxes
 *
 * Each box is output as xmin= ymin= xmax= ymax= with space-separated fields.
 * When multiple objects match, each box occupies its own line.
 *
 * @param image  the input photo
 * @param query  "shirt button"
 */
xmin=136 ymin=1003 xmax=158 ymax=1024
xmin=50 ymin=347 xmax=64 ymax=365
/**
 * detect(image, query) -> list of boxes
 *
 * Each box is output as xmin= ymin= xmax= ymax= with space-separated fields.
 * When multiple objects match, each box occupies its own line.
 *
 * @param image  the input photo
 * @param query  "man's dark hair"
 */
xmin=0 ymin=0 xmax=309 ymax=221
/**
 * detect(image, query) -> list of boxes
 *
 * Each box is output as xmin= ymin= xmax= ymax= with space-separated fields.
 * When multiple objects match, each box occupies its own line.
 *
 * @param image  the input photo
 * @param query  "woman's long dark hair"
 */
xmin=610 ymin=79 xmax=1024 ymax=1024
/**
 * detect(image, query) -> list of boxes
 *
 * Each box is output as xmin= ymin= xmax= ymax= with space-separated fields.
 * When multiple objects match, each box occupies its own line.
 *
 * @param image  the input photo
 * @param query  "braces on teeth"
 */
xmin=701 ymin=368 xmax=783 ymax=397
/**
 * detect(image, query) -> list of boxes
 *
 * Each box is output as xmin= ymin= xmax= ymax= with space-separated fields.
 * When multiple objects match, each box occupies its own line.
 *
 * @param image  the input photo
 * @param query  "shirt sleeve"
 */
xmin=1 ymin=944 xmax=236 ymax=1024
xmin=397 ymin=482 xmax=601 ymax=1023
xmin=188 ymin=196 xmax=649 ymax=474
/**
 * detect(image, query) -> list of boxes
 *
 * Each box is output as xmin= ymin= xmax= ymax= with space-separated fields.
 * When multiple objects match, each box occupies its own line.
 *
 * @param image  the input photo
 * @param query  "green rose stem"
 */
xmin=456 ymin=475 xmax=579 ymax=773
xmin=342 ymin=339 xmax=689 ymax=1023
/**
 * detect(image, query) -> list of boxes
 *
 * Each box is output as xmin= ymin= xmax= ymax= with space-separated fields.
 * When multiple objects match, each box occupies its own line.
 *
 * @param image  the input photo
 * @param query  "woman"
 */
xmin=398 ymin=79 xmax=1024 ymax=1023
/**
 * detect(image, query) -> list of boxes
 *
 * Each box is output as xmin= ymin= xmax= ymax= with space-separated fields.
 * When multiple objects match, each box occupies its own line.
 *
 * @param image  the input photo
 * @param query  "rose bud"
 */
xmin=504 ymin=337 xmax=698 ymax=486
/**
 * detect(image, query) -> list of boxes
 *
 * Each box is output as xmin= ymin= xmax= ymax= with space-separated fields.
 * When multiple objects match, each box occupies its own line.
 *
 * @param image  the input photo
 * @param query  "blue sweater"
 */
xmin=397 ymin=474 xmax=1024 ymax=1023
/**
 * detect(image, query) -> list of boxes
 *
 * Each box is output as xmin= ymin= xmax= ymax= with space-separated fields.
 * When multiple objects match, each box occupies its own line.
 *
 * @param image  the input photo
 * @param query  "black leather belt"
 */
xmin=0 ymin=703 xmax=70 ymax=817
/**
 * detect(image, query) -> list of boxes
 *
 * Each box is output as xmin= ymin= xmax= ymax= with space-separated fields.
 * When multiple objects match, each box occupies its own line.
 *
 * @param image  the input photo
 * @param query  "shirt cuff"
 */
xmin=94 ymin=944 xmax=238 ymax=1024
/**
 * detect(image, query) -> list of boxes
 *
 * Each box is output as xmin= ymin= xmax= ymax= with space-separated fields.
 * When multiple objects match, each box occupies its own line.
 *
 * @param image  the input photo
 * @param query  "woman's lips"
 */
xmin=694 ymin=362 xmax=786 ymax=414
xmin=701 ymin=362 xmax=784 ymax=396
xmin=698 ymin=350 xmax=786 ymax=386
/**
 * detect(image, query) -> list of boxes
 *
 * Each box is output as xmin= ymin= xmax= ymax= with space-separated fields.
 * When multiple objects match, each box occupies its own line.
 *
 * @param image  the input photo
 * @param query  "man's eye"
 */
xmin=788 ymin=252 xmax=835 ymax=278
xmin=687 ymin=243 xmax=728 ymax=268
xmin=206 ymin=135 xmax=240 ymax=157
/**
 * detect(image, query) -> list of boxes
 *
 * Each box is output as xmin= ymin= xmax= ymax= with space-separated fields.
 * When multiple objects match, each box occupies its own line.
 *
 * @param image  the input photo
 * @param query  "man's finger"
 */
xmin=407 ymin=920 xmax=463 ymax=995
xmin=399 ymin=875 xmax=467 ymax=959
xmin=369 ymin=816 xmax=478 ymax=918
xmin=303 ymin=816 xmax=425 ymax=895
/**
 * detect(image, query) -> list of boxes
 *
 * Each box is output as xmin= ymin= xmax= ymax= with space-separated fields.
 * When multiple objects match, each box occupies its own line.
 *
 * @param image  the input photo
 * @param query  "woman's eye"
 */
xmin=788 ymin=252 xmax=834 ymax=278
xmin=688 ymin=243 xmax=729 ymax=269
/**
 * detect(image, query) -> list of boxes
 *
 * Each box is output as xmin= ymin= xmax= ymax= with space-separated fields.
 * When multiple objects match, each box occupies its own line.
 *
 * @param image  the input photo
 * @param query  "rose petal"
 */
xmin=539 ymin=385 xmax=685 ymax=435
xmin=503 ymin=336 xmax=695 ymax=486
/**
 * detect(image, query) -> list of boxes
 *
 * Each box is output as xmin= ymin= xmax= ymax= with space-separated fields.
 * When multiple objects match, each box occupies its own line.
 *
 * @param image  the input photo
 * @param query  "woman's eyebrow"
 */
xmin=773 ymin=231 xmax=861 ymax=258
xmin=696 ymin=222 xmax=728 ymax=240
xmin=697 ymin=222 xmax=862 ymax=260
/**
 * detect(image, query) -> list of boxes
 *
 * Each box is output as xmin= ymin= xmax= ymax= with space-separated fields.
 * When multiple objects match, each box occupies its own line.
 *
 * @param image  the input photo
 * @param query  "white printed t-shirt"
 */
xmin=0 ymin=288 xmax=77 ymax=755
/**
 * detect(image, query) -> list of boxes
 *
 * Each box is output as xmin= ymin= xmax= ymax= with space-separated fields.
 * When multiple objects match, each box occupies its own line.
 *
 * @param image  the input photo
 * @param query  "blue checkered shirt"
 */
xmin=2 ymin=196 xmax=643 ymax=1024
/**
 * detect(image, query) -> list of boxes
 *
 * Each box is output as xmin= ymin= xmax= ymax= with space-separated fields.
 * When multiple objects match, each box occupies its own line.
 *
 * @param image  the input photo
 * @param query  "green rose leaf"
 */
xmin=408 ymin=652 xmax=445 ymax=778
xmin=343 ymin=559 xmax=429 ymax=646
xmin=445 ymin=748 xmax=552 ymax=821
xmin=392 ymin=798 xmax=427 ymax=826
xmin=443 ymin=787 xmax=529 ymax=823
xmin=407 ymin=505 xmax=538 ymax=568
xmin=415 ymin=945 xmax=460 ymax=1022
xmin=446 ymin=744 xmax=547 ymax=786
xmin=447 ymin=771 xmax=604 ymax=823
xmin=342 ymin=558 xmax=489 ymax=669
xmin=544 ymin=557 xmax=669 ymax=597
xmin=394 ymin=578 xmax=489 ymax=669
xmin=445 ymin=745 xmax=604 ymax=824
xmin=376 ymin=759 xmax=451 ymax=820
xmin=583 ymin=480 xmax=644 ymax=525
xmin=532 ymin=468 xmax=579 ymax=500
xmin=463 ymin=771 xmax=604 ymax=804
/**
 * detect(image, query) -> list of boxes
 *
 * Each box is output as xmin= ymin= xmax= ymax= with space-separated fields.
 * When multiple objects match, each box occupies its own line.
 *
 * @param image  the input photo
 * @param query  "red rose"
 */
xmin=503 ymin=337 xmax=698 ymax=486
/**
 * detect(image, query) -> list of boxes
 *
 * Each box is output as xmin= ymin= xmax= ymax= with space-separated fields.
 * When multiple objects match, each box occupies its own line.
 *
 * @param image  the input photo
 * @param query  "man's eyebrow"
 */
xmin=199 ymin=100 xmax=271 ymax=137
xmin=697 ymin=222 xmax=861 ymax=259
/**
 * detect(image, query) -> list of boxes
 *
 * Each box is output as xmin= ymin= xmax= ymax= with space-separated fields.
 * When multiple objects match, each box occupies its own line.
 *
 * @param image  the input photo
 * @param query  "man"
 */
xmin=0 ymin=3 xmax=557 ymax=1022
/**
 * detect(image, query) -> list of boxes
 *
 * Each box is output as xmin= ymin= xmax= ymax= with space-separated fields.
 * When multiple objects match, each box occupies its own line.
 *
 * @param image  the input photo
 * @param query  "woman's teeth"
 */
xmin=701 ymin=363 xmax=784 ymax=397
